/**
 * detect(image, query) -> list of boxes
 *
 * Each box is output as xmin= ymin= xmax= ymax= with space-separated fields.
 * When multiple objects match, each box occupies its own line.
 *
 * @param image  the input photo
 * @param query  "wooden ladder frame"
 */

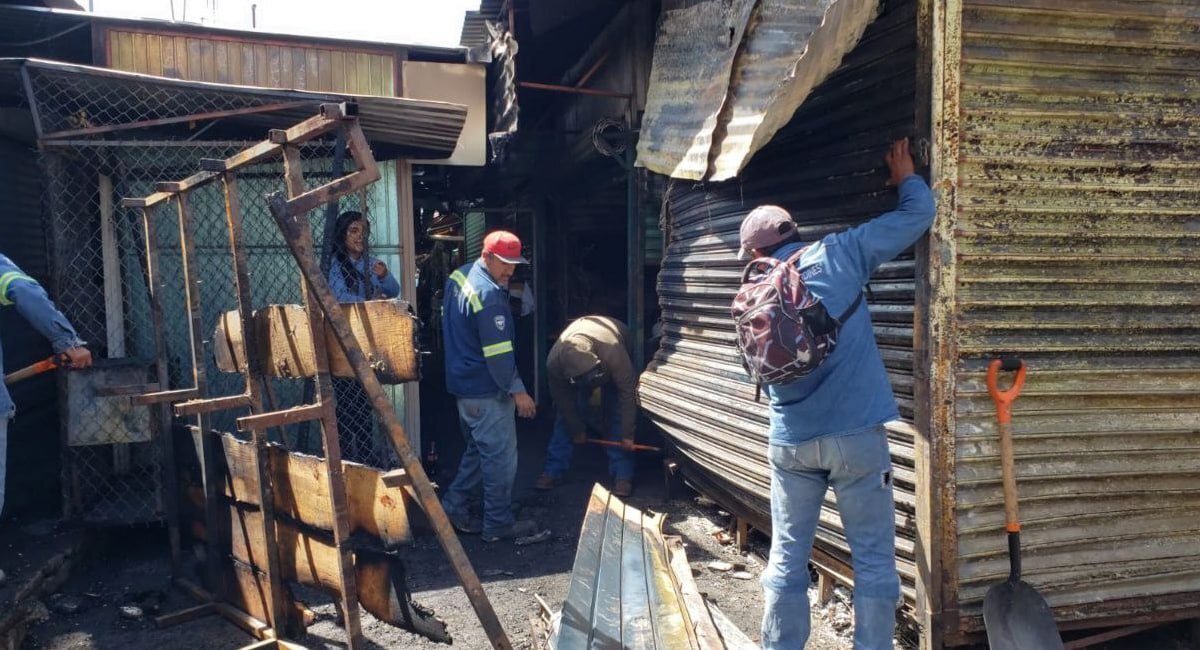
xmin=114 ymin=104 xmax=511 ymax=649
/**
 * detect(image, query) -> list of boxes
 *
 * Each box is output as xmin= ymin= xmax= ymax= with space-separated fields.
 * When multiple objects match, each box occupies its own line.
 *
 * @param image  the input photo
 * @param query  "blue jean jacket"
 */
xmin=0 ymin=254 xmax=86 ymax=417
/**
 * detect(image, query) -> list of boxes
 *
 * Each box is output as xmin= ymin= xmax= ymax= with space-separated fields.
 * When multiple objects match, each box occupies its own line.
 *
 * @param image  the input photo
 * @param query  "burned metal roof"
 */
xmin=637 ymin=0 xmax=879 ymax=181
xmin=0 ymin=58 xmax=467 ymax=158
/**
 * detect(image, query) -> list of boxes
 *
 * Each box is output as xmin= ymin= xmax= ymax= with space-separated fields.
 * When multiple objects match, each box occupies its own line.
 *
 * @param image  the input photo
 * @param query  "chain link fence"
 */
xmin=42 ymin=133 xmax=403 ymax=524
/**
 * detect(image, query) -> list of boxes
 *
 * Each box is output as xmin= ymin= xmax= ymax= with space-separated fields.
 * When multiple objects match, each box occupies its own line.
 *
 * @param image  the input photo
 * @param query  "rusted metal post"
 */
xmin=280 ymin=143 xmax=365 ymax=650
xmin=169 ymin=194 xmax=225 ymax=597
xmin=138 ymin=206 xmax=184 ymax=578
xmin=265 ymin=186 xmax=514 ymax=650
xmin=222 ymin=171 xmax=289 ymax=634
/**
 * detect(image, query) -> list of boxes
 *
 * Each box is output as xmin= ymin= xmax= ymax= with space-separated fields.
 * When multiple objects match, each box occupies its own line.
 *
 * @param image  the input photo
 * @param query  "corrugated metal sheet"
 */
xmin=104 ymin=27 xmax=396 ymax=95
xmin=636 ymin=0 xmax=878 ymax=181
xmin=640 ymin=0 xmax=920 ymax=601
xmin=2 ymin=58 xmax=467 ymax=158
xmin=461 ymin=0 xmax=504 ymax=49
xmin=464 ymin=211 xmax=486 ymax=260
xmin=551 ymin=484 xmax=716 ymax=649
xmin=634 ymin=0 xmax=757 ymax=180
xmin=937 ymin=0 xmax=1200 ymax=637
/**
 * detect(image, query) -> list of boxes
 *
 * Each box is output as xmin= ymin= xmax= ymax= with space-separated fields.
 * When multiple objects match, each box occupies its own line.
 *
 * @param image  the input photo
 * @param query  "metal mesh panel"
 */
xmin=43 ymin=135 xmax=402 ymax=523
xmin=25 ymin=65 xmax=286 ymax=136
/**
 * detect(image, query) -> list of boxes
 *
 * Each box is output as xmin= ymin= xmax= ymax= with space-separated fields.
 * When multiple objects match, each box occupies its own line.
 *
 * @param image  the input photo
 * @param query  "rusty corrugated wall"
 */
xmin=639 ymin=0 xmax=921 ymax=600
xmin=932 ymin=0 xmax=1200 ymax=640
xmin=102 ymin=27 xmax=396 ymax=95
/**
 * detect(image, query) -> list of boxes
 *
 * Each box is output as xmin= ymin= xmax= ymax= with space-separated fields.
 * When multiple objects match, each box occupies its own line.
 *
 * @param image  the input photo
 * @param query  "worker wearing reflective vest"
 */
xmin=0 ymin=254 xmax=91 ymax=517
xmin=440 ymin=231 xmax=540 ymax=542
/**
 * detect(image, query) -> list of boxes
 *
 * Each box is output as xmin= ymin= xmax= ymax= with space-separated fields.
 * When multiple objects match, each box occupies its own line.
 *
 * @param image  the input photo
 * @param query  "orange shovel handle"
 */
xmin=986 ymin=358 xmax=1026 ymax=424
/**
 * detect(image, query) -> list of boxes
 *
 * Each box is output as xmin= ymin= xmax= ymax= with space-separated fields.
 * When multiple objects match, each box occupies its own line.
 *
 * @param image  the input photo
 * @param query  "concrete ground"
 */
xmin=13 ymin=416 xmax=1198 ymax=649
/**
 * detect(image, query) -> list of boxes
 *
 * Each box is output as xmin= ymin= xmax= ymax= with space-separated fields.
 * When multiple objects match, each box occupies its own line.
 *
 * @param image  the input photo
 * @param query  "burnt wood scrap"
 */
xmin=175 ymin=428 xmax=448 ymax=642
xmin=212 ymin=300 xmax=420 ymax=384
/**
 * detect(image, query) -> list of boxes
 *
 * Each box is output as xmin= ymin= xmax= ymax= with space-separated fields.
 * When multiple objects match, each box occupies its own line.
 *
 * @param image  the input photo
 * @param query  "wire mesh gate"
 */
xmin=42 ymin=138 xmax=407 ymax=524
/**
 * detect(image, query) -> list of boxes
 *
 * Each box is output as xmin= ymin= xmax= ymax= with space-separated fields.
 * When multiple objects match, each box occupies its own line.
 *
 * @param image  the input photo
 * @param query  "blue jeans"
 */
xmin=542 ymin=384 xmax=633 ymax=481
xmin=761 ymin=426 xmax=900 ymax=650
xmin=441 ymin=394 xmax=518 ymax=535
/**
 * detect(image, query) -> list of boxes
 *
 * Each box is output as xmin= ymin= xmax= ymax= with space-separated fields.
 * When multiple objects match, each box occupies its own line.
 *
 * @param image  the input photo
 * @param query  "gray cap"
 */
xmin=738 ymin=205 xmax=796 ymax=260
xmin=549 ymin=335 xmax=600 ymax=381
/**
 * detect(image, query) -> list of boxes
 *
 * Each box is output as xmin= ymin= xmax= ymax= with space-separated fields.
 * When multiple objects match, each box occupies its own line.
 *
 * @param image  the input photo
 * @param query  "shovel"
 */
xmin=982 ymin=357 xmax=1063 ymax=650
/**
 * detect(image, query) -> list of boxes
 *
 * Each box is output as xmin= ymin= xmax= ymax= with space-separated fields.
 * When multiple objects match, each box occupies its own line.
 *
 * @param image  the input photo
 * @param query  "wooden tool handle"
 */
xmin=588 ymin=439 xmax=662 ymax=453
xmin=997 ymin=420 xmax=1020 ymax=533
xmin=988 ymin=358 xmax=1026 ymax=534
xmin=4 ymin=356 xmax=61 ymax=385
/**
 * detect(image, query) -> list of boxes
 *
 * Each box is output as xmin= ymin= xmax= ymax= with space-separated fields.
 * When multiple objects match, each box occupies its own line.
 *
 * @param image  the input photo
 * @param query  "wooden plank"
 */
xmin=154 ymin=603 xmax=215 ymax=628
xmin=281 ymin=45 xmax=294 ymax=87
xmin=254 ymin=44 xmax=268 ymax=86
xmin=175 ymin=192 xmax=225 ymax=599
xmin=130 ymin=32 xmax=147 ymax=73
xmin=228 ymin=42 xmax=243 ymax=84
xmin=209 ymin=431 xmax=411 ymax=547
xmin=241 ymin=43 xmax=255 ymax=86
xmin=162 ymin=35 xmax=179 ymax=78
xmin=146 ymin=34 xmax=163 ymax=76
xmin=222 ymin=170 xmax=288 ymax=634
xmin=212 ymin=300 xmax=418 ymax=383
xmin=138 ymin=204 xmax=183 ymax=574
xmin=282 ymin=144 xmax=364 ymax=648
xmin=238 ymin=404 xmax=323 ymax=431
xmin=174 ymin=394 xmax=252 ymax=417
xmin=305 ymin=49 xmax=319 ymax=91
xmin=382 ymin=57 xmax=394 ymax=96
xmin=200 ymin=38 xmax=216 ymax=82
xmin=131 ymin=387 xmax=198 ymax=405
xmin=222 ymin=502 xmax=425 ymax=632
xmin=268 ymin=46 xmax=282 ymax=86
xmin=293 ymin=46 xmax=307 ymax=89
xmin=355 ymin=53 xmax=370 ymax=94
xmin=173 ymin=36 xmax=188 ymax=78
xmin=331 ymin=51 xmax=346 ymax=93
xmin=186 ymin=38 xmax=202 ymax=79
xmin=215 ymin=40 xmax=230 ymax=83
xmin=318 ymin=50 xmax=333 ymax=91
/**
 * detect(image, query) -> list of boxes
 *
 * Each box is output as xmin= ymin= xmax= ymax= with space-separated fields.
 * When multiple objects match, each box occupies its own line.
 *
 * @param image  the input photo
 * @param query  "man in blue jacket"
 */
xmin=0 ymin=254 xmax=92 ymax=517
xmin=441 ymin=230 xmax=539 ymax=542
xmin=741 ymin=139 xmax=935 ymax=650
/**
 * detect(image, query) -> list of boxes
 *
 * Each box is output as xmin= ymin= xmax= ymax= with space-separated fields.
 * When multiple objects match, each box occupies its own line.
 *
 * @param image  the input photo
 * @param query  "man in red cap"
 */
xmin=440 ymin=230 xmax=540 ymax=542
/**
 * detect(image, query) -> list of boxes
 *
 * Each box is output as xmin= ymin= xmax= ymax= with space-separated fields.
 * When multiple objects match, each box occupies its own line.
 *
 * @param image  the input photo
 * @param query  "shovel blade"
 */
xmin=983 ymin=580 xmax=1063 ymax=650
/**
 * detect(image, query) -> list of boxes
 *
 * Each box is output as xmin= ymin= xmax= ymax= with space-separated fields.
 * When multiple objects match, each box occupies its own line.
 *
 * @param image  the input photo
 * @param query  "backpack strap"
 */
xmin=838 ymin=290 xmax=865 ymax=323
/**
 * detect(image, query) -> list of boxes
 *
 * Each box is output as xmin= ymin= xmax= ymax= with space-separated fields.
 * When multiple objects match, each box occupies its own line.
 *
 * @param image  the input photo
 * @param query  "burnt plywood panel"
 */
xmin=945 ymin=0 xmax=1200 ymax=633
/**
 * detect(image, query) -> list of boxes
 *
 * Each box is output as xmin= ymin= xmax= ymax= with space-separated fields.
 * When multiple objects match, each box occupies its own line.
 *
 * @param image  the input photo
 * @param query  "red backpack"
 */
xmin=731 ymin=247 xmax=862 ymax=400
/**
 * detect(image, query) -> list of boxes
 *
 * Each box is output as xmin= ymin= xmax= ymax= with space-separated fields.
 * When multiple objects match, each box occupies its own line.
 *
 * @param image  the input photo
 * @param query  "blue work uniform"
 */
xmin=0 ymin=254 xmax=86 ymax=516
xmin=758 ymin=175 xmax=935 ymax=650
xmin=440 ymin=259 xmax=526 ymax=535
